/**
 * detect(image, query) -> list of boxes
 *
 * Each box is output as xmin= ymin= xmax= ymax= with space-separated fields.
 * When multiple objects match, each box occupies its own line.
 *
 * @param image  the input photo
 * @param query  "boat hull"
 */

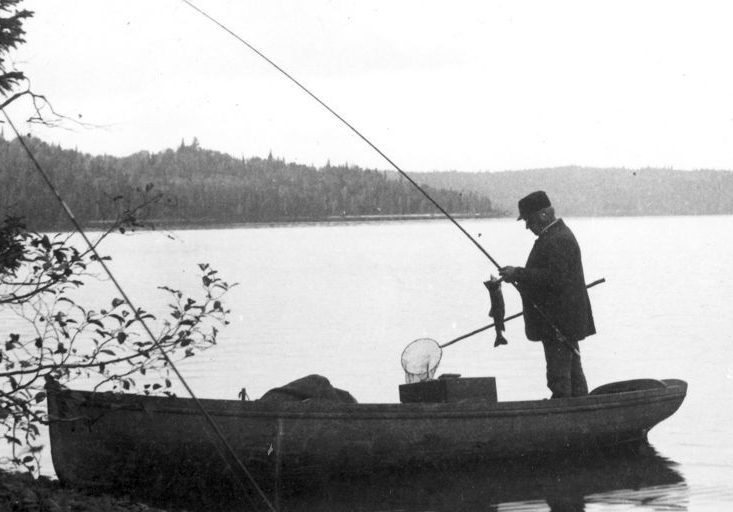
xmin=46 ymin=378 xmax=686 ymax=491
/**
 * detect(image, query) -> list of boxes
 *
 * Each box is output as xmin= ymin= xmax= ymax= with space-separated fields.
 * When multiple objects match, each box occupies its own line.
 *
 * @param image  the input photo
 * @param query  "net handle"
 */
xmin=441 ymin=278 xmax=606 ymax=348
xmin=400 ymin=278 xmax=605 ymax=380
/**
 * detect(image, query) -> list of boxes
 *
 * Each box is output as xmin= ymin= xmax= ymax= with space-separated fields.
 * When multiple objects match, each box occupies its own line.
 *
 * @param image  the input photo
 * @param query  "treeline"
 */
xmin=0 ymin=137 xmax=497 ymax=230
xmin=416 ymin=166 xmax=733 ymax=217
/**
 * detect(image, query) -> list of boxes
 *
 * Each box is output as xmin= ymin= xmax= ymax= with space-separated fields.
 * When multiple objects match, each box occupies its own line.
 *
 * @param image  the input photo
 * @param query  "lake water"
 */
xmin=5 ymin=215 xmax=733 ymax=510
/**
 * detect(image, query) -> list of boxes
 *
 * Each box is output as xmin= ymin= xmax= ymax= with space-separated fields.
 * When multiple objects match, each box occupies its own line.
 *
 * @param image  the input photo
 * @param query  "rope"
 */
xmin=0 ymin=109 xmax=277 ymax=512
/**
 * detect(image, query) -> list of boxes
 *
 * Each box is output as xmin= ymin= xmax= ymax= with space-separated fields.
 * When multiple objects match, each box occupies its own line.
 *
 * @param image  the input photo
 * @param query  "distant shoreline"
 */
xmin=39 ymin=210 xmax=733 ymax=233
xmin=80 ymin=212 xmax=504 ymax=231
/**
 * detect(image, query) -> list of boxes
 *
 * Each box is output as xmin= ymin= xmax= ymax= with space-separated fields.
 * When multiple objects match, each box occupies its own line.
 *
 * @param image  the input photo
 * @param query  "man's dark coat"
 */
xmin=514 ymin=219 xmax=595 ymax=341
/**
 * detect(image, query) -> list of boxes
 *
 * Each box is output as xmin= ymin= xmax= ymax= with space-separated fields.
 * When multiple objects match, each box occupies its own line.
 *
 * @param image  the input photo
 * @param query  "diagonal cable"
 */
xmin=1 ymin=109 xmax=277 ymax=512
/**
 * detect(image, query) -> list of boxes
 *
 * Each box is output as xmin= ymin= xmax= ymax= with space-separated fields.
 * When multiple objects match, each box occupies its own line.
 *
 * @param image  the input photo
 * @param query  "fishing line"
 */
xmin=179 ymin=1 xmax=582 ymax=354
xmin=0 ymin=109 xmax=276 ymax=512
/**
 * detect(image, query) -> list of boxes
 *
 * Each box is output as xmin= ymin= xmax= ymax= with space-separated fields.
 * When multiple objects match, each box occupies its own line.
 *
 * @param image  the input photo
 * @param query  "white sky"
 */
xmin=6 ymin=0 xmax=733 ymax=172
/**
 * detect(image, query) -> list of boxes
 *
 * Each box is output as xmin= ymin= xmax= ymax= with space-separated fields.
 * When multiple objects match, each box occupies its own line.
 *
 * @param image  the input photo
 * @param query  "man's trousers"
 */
xmin=541 ymin=337 xmax=588 ymax=398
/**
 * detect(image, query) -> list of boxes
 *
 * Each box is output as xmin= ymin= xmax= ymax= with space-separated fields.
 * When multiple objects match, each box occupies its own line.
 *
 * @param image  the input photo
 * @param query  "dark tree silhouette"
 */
xmin=0 ymin=0 xmax=32 ymax=95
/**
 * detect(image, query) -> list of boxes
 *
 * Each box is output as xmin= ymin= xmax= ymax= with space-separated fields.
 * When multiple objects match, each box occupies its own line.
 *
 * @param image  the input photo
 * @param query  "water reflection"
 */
xmin=274 ymin=443 xmax=686 ymax=512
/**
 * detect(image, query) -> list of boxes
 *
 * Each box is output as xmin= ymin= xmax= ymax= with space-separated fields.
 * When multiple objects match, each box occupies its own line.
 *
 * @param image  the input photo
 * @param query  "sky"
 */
xmin=5 ymin=0 xmax=733 ymax=172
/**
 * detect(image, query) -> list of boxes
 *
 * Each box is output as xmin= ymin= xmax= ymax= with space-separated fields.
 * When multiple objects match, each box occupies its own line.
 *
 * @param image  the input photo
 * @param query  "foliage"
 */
xmin=0 ymin=215 xmax=234 ymax=474
xmin=0 ymin=0 xmax=32 ymax=94
xmin=0 ymin=137 xmax=498 ymax=230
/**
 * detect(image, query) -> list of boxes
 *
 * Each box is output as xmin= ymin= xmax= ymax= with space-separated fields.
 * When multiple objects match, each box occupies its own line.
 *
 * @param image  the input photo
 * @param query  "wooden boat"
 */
xmin=46 ymin=378 xmax=686 ymax=493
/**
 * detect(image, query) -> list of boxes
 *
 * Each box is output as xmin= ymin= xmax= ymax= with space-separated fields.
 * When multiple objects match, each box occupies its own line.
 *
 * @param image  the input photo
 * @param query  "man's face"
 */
xmin=524 ymin=212 xmax=543 ymax=236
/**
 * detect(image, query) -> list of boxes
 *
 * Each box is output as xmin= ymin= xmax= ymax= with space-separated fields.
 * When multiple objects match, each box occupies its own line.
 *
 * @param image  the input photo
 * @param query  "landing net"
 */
xmin=401 ymin=338 xmax=442 ymax=384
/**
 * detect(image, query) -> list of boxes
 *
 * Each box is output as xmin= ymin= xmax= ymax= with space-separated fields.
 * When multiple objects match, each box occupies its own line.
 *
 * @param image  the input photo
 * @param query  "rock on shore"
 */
xmin=0 ymin=470 xmax=181 ymax=512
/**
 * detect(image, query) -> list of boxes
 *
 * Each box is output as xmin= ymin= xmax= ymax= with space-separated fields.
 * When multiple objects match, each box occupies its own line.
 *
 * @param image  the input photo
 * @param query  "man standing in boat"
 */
xmin=499 ymin=191 xmax=595 ymax=398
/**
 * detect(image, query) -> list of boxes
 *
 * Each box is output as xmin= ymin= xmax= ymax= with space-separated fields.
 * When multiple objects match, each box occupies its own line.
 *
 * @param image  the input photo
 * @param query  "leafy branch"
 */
xmin=0 ymin=217 xmax=234 ymax=474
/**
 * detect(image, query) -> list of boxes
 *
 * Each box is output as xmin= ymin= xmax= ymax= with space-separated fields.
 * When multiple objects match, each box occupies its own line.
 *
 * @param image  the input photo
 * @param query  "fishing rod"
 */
xmin=180 ymin=1 xmax=584 ymax=355
xmin=0 ymin=111 xmax=277 ymax=512
xmin=179 ymin=0 xmax=500 ymax=268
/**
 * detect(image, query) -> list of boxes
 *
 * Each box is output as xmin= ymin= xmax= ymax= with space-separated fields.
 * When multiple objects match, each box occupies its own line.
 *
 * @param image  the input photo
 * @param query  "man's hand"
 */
xmin=499 ymin=266 xmax=521 ymax=282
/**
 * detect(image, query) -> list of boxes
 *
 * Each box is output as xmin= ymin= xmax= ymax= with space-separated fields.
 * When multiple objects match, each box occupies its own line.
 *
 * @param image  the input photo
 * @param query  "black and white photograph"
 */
xmin=1 ymin=1 xmax=731 ymax=511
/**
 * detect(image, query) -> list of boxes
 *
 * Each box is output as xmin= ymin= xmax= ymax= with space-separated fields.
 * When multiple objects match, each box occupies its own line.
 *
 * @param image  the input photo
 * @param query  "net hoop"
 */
xmin=401 ymin=337 xmax=442 ymax=384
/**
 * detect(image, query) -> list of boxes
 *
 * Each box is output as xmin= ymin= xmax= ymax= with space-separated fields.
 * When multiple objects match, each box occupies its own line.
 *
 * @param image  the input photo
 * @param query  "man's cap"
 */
xmin=517 ymin=190 xmax=551 ymax=220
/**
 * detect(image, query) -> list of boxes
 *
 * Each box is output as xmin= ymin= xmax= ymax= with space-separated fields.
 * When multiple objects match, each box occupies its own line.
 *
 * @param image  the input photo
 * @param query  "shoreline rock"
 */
xmin=0 ymin=470 xmax=182 ymax=512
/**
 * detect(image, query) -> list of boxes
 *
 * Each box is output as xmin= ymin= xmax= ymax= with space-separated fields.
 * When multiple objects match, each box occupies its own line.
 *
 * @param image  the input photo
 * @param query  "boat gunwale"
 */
xmin=48 ymin=380 xmax=687 ymax=421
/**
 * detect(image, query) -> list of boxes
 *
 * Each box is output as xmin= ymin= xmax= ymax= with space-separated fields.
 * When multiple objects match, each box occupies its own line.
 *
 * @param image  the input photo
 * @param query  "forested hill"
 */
xmin=6 ymin=135 xmax=728 ymax=230
xmin=0 ymin=137 xmax=496 ymax=230
xmin=416 ymin=167 xmax=733 ymax=217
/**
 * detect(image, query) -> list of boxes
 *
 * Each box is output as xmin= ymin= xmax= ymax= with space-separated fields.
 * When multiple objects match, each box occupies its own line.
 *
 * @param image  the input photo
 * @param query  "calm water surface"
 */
xmin=8 ymin=216 xmax=733 ymax=510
